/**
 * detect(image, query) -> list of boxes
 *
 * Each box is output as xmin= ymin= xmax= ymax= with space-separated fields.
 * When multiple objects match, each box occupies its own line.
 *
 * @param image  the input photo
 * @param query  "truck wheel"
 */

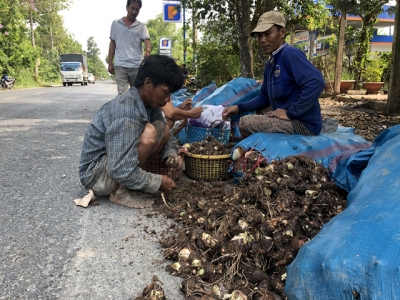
xmin=63 ymin=83 xmax=66 ymax=87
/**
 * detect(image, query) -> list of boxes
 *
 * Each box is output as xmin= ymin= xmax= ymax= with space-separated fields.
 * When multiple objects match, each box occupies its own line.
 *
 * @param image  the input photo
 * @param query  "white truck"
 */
xmin=60 ymin=53 xmax=88 ymax=86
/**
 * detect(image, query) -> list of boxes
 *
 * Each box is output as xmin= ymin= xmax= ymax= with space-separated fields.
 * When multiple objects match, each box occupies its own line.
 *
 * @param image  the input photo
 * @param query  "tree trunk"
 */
xmin=192 ymin=6 xmax=198 ymax=74
xmin=29 ymin=9 xmax=39 ymax=81
xmin=334 ymin=15 xmax=346 ymax=95
xmin=236 ymin=0 xmax=253 ymax=78
xmin=50 ymin=26 xmax=54 ymax=49
xmin=387 ymin=0 xmax=400 ymax=115
xmin=354 ymin=15 xmax=375 ymax=88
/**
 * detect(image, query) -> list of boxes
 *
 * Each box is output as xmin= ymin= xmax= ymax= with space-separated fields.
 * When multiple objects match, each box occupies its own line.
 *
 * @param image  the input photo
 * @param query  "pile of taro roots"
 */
xmin=149 ymin=155 xmax=348 ymax=300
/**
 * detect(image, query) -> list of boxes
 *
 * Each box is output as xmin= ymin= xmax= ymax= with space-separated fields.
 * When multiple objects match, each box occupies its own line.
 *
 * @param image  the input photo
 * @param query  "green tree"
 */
xmin=328 ymin=0 xmax=391 ymax=83
xmin=0 ymin=0 xmax=36 ymax=79
xmin=85 ymin=37 xmax=108 ymax=79
xmin=181 ymin=0 xmax=327 ymax=79
xmin=146 ymin=14 xmax=192 ymax=65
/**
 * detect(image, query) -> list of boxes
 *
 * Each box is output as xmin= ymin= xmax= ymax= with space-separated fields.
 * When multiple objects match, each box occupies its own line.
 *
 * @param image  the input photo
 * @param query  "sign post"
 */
xmin=159 ymin=37 xmax=172 ymax=57
xmin=162 ymin=1 xmax=182 ymax=23
xmin=162 ymin=1 xmax=186 ymax=63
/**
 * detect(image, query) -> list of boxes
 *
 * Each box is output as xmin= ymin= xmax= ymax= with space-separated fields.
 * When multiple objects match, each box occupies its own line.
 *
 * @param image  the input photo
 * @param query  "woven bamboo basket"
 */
xmin=184 ymin=152 xmax=231 ymax=181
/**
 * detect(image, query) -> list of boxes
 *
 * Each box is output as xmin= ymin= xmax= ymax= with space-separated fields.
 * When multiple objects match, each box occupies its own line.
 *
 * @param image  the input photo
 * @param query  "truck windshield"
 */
xmin=61 ymin=63 xmax=82 ymax=71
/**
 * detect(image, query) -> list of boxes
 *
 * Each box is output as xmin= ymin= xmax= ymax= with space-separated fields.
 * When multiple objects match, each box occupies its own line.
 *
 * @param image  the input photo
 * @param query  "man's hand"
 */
xmin=266 ymin=108 xmax=290 ymax=120
xmin=159 ymin=175 xmax=176 ymax=192
xmin=222 ymin=105 xmax=239 ymax=121
xmin=179 ymin=98 xmax=193 ymax=111
xmin=108 ymin=63 xmax=115 ymax=75
xmin=165 ymin=155 xmax=184 ymax=170
xmin=189 ymin=106 xmax=203 ymax=119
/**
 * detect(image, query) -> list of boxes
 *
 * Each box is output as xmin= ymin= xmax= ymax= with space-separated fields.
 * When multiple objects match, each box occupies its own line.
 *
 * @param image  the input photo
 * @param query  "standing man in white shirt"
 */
xmin=108 ymin=0 xmax=151 ymax=95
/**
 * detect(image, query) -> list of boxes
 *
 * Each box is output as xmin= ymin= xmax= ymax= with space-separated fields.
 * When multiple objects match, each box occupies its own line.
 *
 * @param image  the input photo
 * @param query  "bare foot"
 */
xmin=109 ymin=185 xmax=154 ymax=209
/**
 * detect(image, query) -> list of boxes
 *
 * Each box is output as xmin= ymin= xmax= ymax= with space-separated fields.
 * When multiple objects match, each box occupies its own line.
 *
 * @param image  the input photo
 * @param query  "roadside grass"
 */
xmin=14 ymin=81 xmax=61 ymax=90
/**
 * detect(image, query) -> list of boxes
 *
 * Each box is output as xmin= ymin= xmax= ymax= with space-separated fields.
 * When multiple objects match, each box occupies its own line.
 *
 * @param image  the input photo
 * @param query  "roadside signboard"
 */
xmin=294 ymin=30 xmax=310 ymax=44
xmin=162 ymin=1 xmax=182 ymax=23
xmin=159 ymin=37 xmax=172 ymax=56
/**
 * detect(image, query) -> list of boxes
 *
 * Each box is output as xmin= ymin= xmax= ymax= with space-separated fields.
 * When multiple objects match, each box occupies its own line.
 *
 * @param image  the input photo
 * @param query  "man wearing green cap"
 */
xmin=223 ymin=11 xmax=325 ymax=138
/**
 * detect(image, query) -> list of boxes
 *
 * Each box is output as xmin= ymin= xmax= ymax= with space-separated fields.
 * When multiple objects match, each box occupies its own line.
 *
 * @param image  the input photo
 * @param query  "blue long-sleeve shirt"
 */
xmin=237 ymin=43 xmax=325 ymax=135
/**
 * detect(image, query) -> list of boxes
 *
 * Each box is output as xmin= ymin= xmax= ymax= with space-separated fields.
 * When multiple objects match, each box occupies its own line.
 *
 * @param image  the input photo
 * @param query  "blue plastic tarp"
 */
xmin=231 ymin=130 xmax=371 ymax=167
xmin=325 ymin=125 xmax=400 ymax=192
xmin=285 ymin=125 xmax=400 ymax=300
xmin=172 ymin=78 xmax=261 ymax=144
xmin=193 ymin=77 xmax=260 ymax=107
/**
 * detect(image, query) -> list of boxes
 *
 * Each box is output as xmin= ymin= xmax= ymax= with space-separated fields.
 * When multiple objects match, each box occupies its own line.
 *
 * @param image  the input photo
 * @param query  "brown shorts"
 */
xmin=239 ymin=114 xmax=314 ymax=136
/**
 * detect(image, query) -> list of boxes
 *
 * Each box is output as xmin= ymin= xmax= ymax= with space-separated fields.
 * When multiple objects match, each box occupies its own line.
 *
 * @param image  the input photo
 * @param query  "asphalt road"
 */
xmin=0 ymin=82 xmax=183 ymax=299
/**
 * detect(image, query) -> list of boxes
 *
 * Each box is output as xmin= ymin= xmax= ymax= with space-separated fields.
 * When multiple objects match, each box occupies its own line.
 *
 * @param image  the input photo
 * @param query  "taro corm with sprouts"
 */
xmin=147 ymin=155 xmax=347 ymax=299
xmin=186 ymin=136 xmax=234 ymax=156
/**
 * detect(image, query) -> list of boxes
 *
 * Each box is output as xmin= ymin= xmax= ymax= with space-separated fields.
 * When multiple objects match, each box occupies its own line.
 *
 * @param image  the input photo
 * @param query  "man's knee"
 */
xmin=140 ymin=122 xmax=169 ymax=147
xmin=239 ymin=126 xmax=250 ymax=138
xmin=140 ymin=123 xmax=158 ymax=148
xmin=239 ymin=118 xmax=251 ymax=138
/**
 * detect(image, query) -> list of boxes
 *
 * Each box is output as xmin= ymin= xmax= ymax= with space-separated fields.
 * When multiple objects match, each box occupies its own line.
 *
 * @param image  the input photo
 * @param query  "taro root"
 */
xmin=253 ymin=290 xmax=276 ymax=300
xmin=290 ymin=234 xmax=307 ymax=251
xmin=213 ymin=283 xmax=231 ymax=299
xmin=197 ymin=261 xmax=214 ymax=281
xmin=245 ymin=208 xmax=264 ymax=225
xmin=187 ymin=136 xmax=234 ymax=156
xmin=159 ymin=236 xmax=176 ymax=248
xmin=155 ymin=155 xmax=347 ymax=299
xmin=134 ymin=275 xmax=165 ymax=300
xmin=201 ymin=233 xmax=219 ymax=248
xmin=226 ymin=290 xmax=248 ymax=300
xmin=242 ymin=264 xmax=267 ymax=284
xmin=178 ymin=247 xmax=191 ymax=261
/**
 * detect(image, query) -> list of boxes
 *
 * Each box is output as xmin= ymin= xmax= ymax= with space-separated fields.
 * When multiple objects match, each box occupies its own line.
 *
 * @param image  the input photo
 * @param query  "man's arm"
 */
xmin=144 ymin=39 xmax=151 ymax=57
xmin=162 ymin=101 xmax=203 ymax=122
xmin=236 ymin=80 xmax=270 ymax=113
xmin=285 ymin=49 xmax=325 ymax=120
xmin=108 ymin=39 xmax=116 ymax=74
xmin=105 ymin=117 xmax=162 ymax=194
xmin=171 ymin=119 xmax=187 ymax=136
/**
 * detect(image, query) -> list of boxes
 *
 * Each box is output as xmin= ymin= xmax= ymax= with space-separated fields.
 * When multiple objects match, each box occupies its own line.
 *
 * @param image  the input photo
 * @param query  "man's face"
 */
xmin=126 ymin=2 xmax=141 ymax=22
xmin=257 ymin=26 xmax=286 ymax=55
xmin=142 ymin=80 xmax=172 ymax=109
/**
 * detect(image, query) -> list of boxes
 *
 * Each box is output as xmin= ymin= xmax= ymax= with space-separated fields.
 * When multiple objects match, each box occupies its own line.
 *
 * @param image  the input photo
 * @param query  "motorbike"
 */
xmin=187 ymin=76 xmax=197 ymax=85
xmin=1 ymin=77 xmax=16 ymax=90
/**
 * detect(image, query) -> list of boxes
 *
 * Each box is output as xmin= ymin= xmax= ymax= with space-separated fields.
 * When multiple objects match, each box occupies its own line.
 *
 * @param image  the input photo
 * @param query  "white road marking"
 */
xmin=4 ymin=97 xmax=17 ymax=100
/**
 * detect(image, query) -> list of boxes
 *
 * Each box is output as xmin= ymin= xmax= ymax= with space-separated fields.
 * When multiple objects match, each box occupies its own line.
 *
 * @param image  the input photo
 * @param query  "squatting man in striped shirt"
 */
xmin=78 ymin=55 xmax=184 ymax=208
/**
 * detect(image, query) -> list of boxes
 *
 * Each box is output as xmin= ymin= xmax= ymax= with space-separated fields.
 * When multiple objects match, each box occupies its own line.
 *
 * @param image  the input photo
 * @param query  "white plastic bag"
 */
xmin=188 ymin=105 xmax=230 ymax=129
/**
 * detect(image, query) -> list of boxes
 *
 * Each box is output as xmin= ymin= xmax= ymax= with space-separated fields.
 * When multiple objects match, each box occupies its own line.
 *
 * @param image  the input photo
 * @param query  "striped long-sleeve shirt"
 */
xmin=79 ymin=87 xmax=177 ymax=193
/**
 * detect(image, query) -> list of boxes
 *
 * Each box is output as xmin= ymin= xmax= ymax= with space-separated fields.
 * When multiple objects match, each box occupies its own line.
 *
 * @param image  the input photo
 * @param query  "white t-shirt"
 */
xmin=110 ymin=18 xmax=150 ymax=68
